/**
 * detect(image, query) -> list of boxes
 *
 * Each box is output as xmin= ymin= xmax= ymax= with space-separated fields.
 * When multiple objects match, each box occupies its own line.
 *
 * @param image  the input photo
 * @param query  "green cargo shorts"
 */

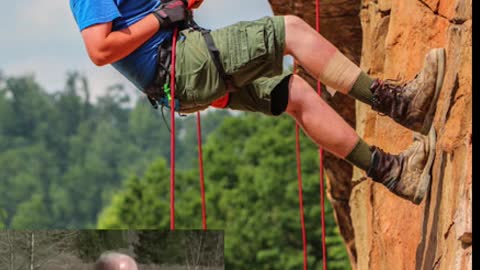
xmin=174 ymin=16 xmax=292 ymax=115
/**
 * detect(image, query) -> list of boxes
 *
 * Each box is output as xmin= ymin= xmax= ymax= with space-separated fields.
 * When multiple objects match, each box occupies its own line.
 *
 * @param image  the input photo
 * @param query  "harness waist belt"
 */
xmin=145 ymin=24 xmax=236 ymax=110
xmin=144 ymin=39 xmax=174 ymax=109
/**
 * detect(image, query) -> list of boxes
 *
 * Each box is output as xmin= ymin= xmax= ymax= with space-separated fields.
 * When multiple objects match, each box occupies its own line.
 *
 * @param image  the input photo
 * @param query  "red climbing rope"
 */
xmin=186 ymin=8 xmax=209 ymax=231
xmin=315 ymin=0 xmax=328 ymax=268
xmin=294 ymin=65 xmax=309 ymax=270
xmin=170 ymin=27 xmax=179 ymax=231
xmin=196 ymin=111 xmax=208 ymax=230
xmin=170 ymin=23 xmax=207 ymax=232
xmin=295 ymin=1 xmax=327 ymax=268
xmin=318 ymin=99 xmax=328 ymax=270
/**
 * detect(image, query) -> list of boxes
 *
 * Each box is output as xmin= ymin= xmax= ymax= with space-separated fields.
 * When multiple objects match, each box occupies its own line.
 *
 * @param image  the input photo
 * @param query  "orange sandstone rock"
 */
xmin=268 ymin=0 xmax=471 ymax=269
xmin=355 ymin=0 xmax=472 ymax=269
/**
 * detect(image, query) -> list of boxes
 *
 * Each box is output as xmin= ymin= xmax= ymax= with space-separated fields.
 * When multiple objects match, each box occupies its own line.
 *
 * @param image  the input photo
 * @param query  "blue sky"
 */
xmin=0 ymin=0 xmax=273 ymax=99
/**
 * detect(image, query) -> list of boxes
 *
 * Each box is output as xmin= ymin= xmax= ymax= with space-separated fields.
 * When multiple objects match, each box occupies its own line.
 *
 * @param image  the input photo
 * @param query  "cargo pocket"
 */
xmin=226 ymin=23 xmax=268 ymax=74
xmin=184 ymin=59 xmax=208 ymax=103
xmin=177 ymin=32 xmax=223 ymax=109
xmin=184 ymin=58 xmax=225 ymax=106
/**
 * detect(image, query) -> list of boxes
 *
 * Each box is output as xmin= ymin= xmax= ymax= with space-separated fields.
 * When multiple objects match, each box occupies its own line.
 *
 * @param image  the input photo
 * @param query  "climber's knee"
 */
xmin=284 ymin=15 xmax=305 ymax=27
xmin=285 ymin=74 xmax=317 ymax=115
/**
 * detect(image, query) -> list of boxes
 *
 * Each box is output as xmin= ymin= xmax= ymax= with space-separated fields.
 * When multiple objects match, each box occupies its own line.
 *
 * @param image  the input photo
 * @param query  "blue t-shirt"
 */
xmin=70 ymin=0 xmax=172 ymax=91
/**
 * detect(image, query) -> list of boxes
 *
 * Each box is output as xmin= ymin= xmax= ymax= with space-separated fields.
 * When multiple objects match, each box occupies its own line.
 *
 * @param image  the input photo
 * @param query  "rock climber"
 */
xmin=70 ymin=0 xmax=445 ymax=204
xmin=94 ymin=252 xmax=138 ymax=270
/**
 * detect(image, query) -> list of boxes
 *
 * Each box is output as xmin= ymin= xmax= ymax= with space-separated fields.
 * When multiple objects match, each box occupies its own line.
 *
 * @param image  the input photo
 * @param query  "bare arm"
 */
xmin=81 ymin=14 xmax=160 ymax=66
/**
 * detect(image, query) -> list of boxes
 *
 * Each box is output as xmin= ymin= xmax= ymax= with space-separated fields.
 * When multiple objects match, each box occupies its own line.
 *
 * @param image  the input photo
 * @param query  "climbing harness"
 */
xmin=144 ymin=9 xmax=235 ymax=112
xmin=144 ymin=35 xmax=180 ymax=111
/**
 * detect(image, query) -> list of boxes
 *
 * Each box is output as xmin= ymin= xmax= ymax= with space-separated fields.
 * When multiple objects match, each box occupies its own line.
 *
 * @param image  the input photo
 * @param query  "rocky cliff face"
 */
xmin=353 ymin=1 xmax=472 ymax=269
xmin=269 ymin=0 xmax=472 ymax=269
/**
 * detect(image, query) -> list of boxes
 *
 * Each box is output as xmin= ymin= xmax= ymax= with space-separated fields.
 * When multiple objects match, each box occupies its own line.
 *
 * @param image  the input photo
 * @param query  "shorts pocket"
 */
xmin=184 ymin=59 xmax=224 ymax=106
xmin=227 ymin=23 xmax=268 ymax=73
xmin=176 ymin=33 xmax=219 ymax=107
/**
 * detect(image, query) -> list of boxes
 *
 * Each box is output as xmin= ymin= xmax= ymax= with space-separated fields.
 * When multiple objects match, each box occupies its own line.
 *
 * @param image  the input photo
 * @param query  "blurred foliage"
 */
xmin=0 ymin=71 xmax=230 ymax=229
xmin=0 ymin=71 xmax=350 ymax=269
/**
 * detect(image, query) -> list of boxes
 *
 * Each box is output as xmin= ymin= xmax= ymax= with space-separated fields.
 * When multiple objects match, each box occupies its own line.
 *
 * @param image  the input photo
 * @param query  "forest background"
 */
xmin=0 ymin=1 xmax=353 ymax=269
xmin=0 ymin=70 xmax=351 ymax=269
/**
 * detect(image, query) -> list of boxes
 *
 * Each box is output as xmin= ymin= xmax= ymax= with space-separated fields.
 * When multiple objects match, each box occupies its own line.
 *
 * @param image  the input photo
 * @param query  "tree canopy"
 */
xmin=0 ymin=71 xmax=230 ymax=229
xmin=0 ymin=71 xmax=351 ymax=269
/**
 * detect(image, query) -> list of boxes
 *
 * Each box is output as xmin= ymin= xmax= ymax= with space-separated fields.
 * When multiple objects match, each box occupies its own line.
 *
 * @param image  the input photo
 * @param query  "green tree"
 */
xmin=0 ymin=209 xmax=6 ymax=229
xmin=0 ymin=75 xmax=51 ymax=142
xmin=0 ymin=72 xmax=231 ymax=230
xmin=10 ymin=194 xmax=53 ymax=229
xmin=96 ymin=158 xmax=169 ymax=229
xmin=0 ymin=144 xmax=58 ymax=228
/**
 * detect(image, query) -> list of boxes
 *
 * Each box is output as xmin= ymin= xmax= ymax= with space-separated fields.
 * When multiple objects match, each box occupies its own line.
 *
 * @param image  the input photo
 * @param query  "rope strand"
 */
xmin=294 ymin=65 xmax=309 ymax=270
xmin=170 ymin=27 xmax=179 ymax=231
xmin=196 ymin=111 xmax=208 ymax=230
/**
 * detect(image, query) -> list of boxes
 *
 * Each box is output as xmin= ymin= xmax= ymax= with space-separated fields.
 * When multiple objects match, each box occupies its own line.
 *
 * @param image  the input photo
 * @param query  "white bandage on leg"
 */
xmin=319 ymin=51 xmax=362 ymax=94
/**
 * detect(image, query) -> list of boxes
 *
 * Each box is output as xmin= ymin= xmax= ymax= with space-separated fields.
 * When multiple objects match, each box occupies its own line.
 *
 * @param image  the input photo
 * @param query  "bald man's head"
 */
xmin=94 ymin=252 xmax=138 ymax=270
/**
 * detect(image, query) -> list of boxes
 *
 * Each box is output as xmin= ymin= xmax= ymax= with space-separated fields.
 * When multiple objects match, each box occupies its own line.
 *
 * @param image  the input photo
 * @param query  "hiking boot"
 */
xmin=370 ymin=48 xmax=446 ymax=135
xmin=367 ymin=127 xmax=436 ymax=204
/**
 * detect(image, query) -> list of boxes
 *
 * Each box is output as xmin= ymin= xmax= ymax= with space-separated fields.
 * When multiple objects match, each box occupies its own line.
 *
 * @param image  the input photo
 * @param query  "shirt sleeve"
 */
xmin=70 ymin=0 xmax=122 ymax=31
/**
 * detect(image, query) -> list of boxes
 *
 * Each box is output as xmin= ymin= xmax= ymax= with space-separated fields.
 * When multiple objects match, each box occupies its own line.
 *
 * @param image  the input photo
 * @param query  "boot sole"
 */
xmin=420 ymin=48 xmax=446 ymax=135
xmin=412 ymin=127 xmax=436 ymax=204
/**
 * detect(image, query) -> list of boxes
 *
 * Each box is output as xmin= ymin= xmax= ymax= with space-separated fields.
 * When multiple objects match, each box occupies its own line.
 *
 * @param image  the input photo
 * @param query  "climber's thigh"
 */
xmin=174 ymin=16 xmax=287 ymax=113
xmin=212 ymin=16 xmax=286 ymax=86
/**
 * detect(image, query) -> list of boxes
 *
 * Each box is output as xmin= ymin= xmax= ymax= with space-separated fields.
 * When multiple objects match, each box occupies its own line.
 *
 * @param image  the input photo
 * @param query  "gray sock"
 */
xmin=345 ymin=138 xmax=373 ymax=171
xmin=348 ymin=72 xmax=374 ymax=106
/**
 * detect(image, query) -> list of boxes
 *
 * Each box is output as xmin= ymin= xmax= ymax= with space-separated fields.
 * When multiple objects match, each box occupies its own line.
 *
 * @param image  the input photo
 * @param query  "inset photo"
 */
xmin=0 ymin=230 xmax=224 ymax=270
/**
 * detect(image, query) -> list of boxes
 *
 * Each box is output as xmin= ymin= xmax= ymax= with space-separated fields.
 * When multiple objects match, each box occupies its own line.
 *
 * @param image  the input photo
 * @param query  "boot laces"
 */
xmin=372 ymin=79 xmax=408 ymax=117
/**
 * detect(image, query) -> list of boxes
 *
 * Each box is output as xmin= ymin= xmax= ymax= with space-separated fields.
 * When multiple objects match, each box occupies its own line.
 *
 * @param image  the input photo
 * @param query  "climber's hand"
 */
xmin=153 ymin=0 xmax=188 ymax=30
